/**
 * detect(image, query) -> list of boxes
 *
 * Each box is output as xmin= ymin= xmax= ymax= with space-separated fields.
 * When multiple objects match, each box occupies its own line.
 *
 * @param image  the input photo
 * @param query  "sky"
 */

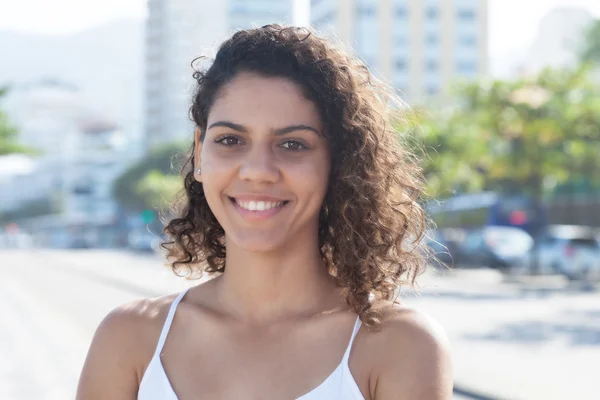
xmin=1 ymin=0 xmax=600 ymax=75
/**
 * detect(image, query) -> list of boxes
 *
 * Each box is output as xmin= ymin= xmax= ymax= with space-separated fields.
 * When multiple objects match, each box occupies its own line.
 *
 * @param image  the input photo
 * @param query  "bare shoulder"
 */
xmin=375 ymin=303 xmax=451 ymax=356
xmin=76 ymin=293 xmax=179 ymax=399
xmin=96 ymin=293 xmax=177 ymax=343
xmin=365 ymin=303 xmax=453 ymax=400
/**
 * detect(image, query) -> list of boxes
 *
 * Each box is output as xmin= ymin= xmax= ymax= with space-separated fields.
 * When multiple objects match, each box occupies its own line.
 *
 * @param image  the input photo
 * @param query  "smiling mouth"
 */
xmin=229 ymin=197 xmax=289 ymax=212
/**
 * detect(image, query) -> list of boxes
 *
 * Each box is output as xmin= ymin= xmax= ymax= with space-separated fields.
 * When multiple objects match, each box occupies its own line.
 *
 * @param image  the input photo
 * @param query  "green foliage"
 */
xmin=135 ymin=170 xmax=183 ymax=210
xmin=401 ymin=109 xmax=488 ymax=199
xmin=112 ymin=142 xmax=187 ymax=211
xmin=580 ymin=19 xmax=600 ymax=64
xmin=408 ymin=14 xmax=600 ymax=200
xmin=0 ymin=86 xmax=33 ymax=155
xmin=0 ymin=197 xmax=59 ymax=223
xmin=405 ymin=66 xmax=600 ymax=201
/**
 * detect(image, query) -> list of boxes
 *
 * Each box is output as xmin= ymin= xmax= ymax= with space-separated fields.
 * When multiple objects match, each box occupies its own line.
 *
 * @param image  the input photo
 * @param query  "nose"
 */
xmin=238 ymin=143 xmax=280 ymax=184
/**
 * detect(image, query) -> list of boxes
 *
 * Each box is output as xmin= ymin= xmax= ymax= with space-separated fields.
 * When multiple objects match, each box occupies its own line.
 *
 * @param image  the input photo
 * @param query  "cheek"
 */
xmin=285 ymin=157 xmax=330 ymax=200
xmin=198 ymin=157 xmax=233 ymax=208
xmin=200 ymin=151 xmax=235 ymax=181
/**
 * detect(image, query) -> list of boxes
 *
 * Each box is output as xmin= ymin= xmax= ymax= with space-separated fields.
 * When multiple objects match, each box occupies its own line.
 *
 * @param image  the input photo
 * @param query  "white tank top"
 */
xmin=138 ymin=288 xmax=365 ymax=400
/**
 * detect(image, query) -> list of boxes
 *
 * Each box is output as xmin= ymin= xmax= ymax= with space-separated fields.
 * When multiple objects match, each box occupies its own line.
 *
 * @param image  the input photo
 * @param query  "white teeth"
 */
xmin=236 ymin=199 xmax=283 ymax=211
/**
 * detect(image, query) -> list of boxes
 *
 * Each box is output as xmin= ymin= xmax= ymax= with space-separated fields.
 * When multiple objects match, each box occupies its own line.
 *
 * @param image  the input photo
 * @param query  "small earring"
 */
xmin=196 ymin=168 xmax=201 ymax=174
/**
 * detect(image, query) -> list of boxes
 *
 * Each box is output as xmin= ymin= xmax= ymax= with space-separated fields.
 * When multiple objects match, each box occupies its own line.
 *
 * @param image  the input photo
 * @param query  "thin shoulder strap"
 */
xmin=155 ymin=288 xmax=190 ymax=355
xmin=342 ymin=316 xmax=362 ymax=364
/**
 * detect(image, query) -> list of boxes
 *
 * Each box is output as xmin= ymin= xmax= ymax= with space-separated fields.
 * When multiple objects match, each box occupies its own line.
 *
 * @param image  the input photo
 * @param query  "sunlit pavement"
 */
xmin=0 ymin=249 xmax=193 ymax=400
xmin=0 ymin=250 xmax=598 ymax=400
xmin=405 ymin=267 xmax=600 ymax=400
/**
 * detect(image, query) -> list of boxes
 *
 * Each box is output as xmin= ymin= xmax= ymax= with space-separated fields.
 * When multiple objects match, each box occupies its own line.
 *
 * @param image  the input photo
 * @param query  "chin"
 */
xmin=227 ymin=231 xmax=290 ymax=254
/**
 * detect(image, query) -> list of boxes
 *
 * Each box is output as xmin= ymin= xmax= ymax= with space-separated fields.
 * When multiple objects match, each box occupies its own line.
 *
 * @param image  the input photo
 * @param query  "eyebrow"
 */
xmin=208 ymin=121 xmax=320 ymax=136
xmin=208 ymin=121 xmax=248 ymax=132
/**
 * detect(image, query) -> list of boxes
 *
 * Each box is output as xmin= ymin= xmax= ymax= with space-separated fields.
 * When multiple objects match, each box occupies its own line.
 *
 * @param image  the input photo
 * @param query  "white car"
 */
xmin=0 ymin=232 xmax=34 ymax=249
xmin=518 ymin=225 xmax=600 ymax=281
xmin=127 ymin=230 xmax=163 ymax=253
xmin=458 ymin=226 xmax=534 ymax=270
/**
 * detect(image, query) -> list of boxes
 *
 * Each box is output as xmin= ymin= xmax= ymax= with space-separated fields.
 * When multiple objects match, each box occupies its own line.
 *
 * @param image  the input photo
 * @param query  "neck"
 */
xmin=214 ymin=234 xmax=344 ymax=325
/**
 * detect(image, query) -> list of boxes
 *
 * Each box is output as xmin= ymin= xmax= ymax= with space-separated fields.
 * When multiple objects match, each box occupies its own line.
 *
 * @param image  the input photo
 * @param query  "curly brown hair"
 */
xmin=163 ymin=25 xmax=430 ymax=329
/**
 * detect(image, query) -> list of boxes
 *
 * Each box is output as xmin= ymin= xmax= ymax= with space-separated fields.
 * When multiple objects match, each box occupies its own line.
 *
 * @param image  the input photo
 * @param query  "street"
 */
xmin=0 ymin=249 xmax=598 ymax=400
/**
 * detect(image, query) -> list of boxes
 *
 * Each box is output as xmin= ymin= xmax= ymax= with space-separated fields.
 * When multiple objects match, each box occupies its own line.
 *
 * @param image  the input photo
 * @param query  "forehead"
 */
xmin=208 ymin=72 xmax=322 ymax=127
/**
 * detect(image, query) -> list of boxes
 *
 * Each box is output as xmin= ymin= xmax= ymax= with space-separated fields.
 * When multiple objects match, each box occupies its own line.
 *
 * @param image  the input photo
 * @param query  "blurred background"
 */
xmin=1 ymin=1 xmax=599 ymax=399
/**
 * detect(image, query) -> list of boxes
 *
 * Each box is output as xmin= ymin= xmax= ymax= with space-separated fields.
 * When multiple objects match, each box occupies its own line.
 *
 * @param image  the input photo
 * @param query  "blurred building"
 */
xmin=310 ymin=0 xmax=489 ymax=104
xmin=0 ymin=21 xmax=145 ymax=159
xmin=64 ymin=120 xmax=128 ymax=247
xmin=1 ymin=79 xmax=129 ymax=247
xmin=145 ymin=0 xmax=295 ymax=148
xmin=228 ymin=0 xmax=294 ymax=31
xmin=0 ymin=154 xmax=36 ymax=211
xmin=518 ymin=7 xmax=594 ymax=77
xmin=1 ymin=79 xmax=84 ymax=214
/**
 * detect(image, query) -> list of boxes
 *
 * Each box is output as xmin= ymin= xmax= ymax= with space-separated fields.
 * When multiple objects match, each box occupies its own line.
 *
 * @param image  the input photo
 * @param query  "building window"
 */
xmin=426 ymin=7 xmax=438 ymax=20
xmin=73 ymin=182 xmax=94 ymax=195
xmin=229 ymin=4 xmax=244 ymax=14
xmin=457 ymin=61 xmax=478 ymax=75
xmin=396 ymin=34 xmax=408 ymax=46
xmin=426 ymin=84 xmax=439 ymax=95
xmin=459 ymin=35 xmax=477 ymax=47
xmin=313 ymin=10 xmax=336 ymax=27
xmin=396 ymin=59 xmax=407 ymax=70
xmin=425 ymin=59 xmax=438 ymax=71
xmin=357 ymin=5 xmax=376 ymax=16
xmin=457 ymin=9 xmax=476 ymax=20
xmin=425 ymin=33 xmax=438 ymax=45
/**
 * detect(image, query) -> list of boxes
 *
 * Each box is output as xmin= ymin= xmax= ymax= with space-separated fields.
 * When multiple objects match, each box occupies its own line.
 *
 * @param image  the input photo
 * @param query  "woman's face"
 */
xmin=196 ymin=72 xmax=331 ymax=253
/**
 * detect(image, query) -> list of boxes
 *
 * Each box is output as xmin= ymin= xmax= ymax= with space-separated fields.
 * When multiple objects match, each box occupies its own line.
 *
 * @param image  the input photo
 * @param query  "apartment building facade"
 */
xmin=311 ymin=0 xmax=489 ymax=104
xmin=145 ymin=0 xmax=295 ymax=147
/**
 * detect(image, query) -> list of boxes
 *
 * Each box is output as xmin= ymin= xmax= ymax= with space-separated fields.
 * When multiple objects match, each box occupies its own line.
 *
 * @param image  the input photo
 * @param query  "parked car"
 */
xmin=518 ymin=225 xmax=600 ymax=281
xmin=128 ymin=230 xmax=162 ymax=253
xmin=427 ymin=228 xmax=465 ymax=267
xmin=0 ymin=232 xmax=33 ymax=249
xmin=457 ymin=226 xmax=534 ymax=271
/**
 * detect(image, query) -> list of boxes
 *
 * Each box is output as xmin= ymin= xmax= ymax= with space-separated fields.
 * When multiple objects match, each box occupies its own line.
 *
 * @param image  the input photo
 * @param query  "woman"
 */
xmin=77 ymin=25 xmax=452 ymax=399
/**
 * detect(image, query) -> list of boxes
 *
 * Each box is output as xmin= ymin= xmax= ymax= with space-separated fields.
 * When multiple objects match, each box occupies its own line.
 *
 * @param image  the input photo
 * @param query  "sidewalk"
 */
xmin=405 ymin=267 xmax=600 ymax=400
xmin=34 ymin=250 xmax=600 ymax=400
xmin=33 ymin=248 xmax=196 ymax=296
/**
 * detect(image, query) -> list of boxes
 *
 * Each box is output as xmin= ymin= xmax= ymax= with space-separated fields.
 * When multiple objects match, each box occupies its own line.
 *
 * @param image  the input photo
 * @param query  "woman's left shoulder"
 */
xmin=373 ymin=303 xmax=451 ymax=354
xmin=361 ymin=303 xmax=454 ymax=399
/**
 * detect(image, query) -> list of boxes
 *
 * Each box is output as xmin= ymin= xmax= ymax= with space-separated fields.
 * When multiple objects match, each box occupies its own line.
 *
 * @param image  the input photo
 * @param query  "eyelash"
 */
xmin=280 ymin=139 xmax=308 ymax=151
xmin=214 ymin=135 xmax=242 ymax=146
xmin=214 ymin=136 xmax=308 ymax=151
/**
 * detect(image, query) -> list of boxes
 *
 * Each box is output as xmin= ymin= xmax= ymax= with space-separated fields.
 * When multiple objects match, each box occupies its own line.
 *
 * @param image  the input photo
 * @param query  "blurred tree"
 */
xmin=406 ymin=68 xmax=600 ymax=274
xmin=555 ymin=66 xmax=600 ymax=196
xmin=411 ymin=66 xmax=600 ymax=206
xmin=0 ymin=86 xmax=32 ymax=155
xmin=0 ymin=198 xmax=56 ymax=223
xmin=113 ymin=142 xmax=187 ymax=212
xmin=401 ymin=108 xmax=489 ymax=199
xmin=135 ymin=170 xmax=183 ymax=210
xmin=580 ymin=19 xmax=600 ymax=64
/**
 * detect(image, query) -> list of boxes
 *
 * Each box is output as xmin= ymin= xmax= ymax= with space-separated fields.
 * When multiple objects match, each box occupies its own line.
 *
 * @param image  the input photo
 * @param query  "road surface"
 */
xmin=1 ymin=249 xmax=598 ymax=399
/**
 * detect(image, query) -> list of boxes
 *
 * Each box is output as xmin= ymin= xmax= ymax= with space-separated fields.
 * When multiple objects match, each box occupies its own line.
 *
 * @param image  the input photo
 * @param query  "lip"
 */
xmin=228 ymin=195 xmax=289 ymax=221
xmin=228 ymin=194 xmax=288 ymax=202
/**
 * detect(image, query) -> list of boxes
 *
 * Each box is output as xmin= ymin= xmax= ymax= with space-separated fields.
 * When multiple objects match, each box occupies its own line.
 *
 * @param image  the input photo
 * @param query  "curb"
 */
xmin=454 ymin=384 xmax=510 ymax=400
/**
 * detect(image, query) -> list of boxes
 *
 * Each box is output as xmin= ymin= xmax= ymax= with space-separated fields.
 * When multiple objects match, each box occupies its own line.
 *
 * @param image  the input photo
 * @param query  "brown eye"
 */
xmin=215 ymin=136 xmax=242 ymax=146
xmin=280 ymin=140 xmax=307 ymax=151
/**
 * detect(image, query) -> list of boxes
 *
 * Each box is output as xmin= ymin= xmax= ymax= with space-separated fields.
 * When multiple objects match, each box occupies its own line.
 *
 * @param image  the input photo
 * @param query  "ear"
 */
xmin=194 ymin=127 xmax=203 ymax=182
